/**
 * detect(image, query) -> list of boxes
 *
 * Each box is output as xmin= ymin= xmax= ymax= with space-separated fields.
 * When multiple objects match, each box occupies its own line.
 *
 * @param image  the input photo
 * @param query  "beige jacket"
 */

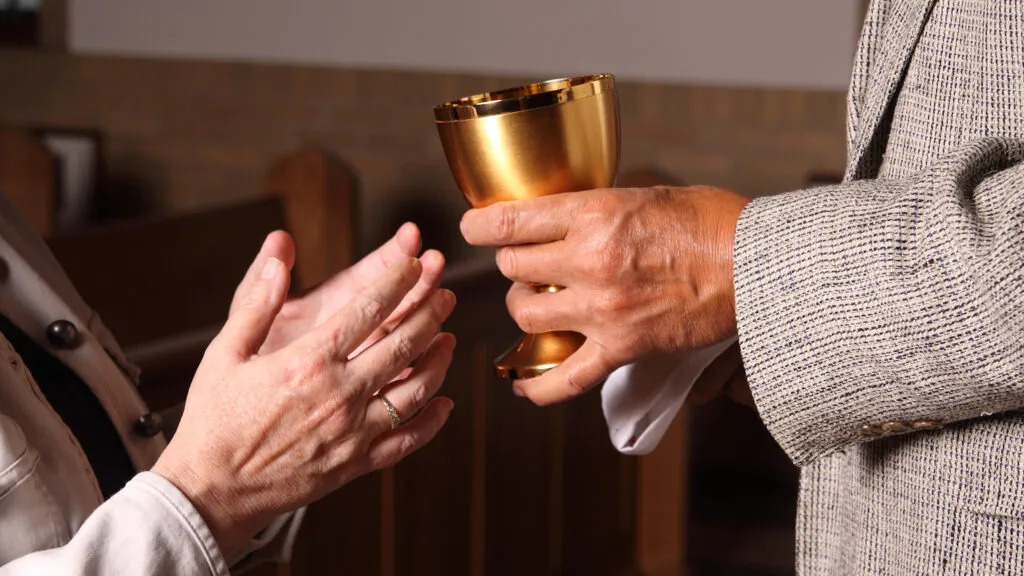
xmin=734 ymin=0 xmax=1024 ymax=573
xmin=0 ymin=190 xmax=301 ymax=575
xmin=607 ymin=1 xmax=1024 ymax=574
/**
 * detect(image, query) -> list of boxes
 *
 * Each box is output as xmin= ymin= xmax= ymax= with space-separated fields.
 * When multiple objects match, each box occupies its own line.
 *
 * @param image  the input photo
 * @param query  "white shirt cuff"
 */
xmin=601 ymin=338 xmax=736 ymax=455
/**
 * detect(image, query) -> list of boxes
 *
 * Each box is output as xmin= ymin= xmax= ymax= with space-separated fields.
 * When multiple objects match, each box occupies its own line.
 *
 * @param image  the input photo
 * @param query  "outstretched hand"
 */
xmin=236 ymin=222 xmax=445 ymax=357
xmin=153 ymin=228 xmax=456 ymax=558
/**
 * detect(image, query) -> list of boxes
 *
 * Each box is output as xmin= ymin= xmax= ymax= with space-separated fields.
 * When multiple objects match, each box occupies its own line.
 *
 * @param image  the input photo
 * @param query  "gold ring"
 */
xmin=373 ymin=392 xmax=401 ymax=430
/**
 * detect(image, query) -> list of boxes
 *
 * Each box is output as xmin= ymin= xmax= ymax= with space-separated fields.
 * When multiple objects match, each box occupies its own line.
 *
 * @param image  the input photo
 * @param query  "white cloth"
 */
xmin=0 ymin=473 xmax=230 ymax=576
xmin=601 ymin=337 xmax=736 ymax=455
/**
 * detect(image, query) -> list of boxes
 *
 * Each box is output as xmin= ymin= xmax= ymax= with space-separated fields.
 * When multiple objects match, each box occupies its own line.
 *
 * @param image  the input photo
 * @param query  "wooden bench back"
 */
xmin=0 ymin=128 xmax=56 ymax=237
xmin=45 ymin=146 xmax=357 ymax=412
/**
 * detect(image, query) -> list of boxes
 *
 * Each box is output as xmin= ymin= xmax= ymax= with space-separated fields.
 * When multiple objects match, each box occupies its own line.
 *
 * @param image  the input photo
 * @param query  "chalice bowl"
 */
xmin=434 ymin=74 xmax=621 ymax=380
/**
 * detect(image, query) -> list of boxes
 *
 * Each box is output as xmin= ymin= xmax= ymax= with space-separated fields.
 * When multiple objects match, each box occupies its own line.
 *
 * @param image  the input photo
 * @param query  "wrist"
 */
xmin=152 ymin=449 xmax=264 ymax=558
xmin=716 ymin=188 xmax=750 ymax=337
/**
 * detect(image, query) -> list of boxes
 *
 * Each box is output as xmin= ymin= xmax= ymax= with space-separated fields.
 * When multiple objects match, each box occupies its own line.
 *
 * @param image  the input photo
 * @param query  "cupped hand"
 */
xmin=460 ymin=185 xmax=749 ymax=405
xmin=152 ymin=252 xmax=456 ymax=557
xmin=234 ymin=222 xmax=445 ymax=357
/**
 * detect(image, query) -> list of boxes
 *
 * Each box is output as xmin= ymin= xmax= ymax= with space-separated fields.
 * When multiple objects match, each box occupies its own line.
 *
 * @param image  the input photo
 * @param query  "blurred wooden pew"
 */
xmin=44 ymin=146 xmax=357 ymax=414
xmin=0 ymin=125 xmax=698 ymax=575
xmin=0 ymin=128 xmax=57 ymax=236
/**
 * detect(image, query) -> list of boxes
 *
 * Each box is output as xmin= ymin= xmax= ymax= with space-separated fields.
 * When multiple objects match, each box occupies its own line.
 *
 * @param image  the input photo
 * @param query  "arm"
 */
xmin=4 ymin=230 xmax=455 ymax=574
xmin=735 ymin=137 xmax=1024 ymax=465
xmin=0 ymin=473 xmax=229 ymax=576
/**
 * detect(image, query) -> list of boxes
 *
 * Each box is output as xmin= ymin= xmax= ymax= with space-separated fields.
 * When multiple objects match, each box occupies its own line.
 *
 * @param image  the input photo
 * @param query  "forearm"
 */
xmin=735 ymin=137 xmax=1024 ymax=465
xmin=0 ymin=473 xmax=229 ymax=576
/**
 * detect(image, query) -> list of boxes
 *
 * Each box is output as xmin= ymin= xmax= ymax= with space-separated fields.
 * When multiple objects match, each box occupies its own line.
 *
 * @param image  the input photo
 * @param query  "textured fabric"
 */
xmin=0 ymin=313 xmax=135 ymax=499
xmin=0 ymin=472 xmax=231 ymax=576
xmin=734 ymin=0 xmax=1024 ymax=574
xmin=601 ymin=337 xmax=735 ymax=455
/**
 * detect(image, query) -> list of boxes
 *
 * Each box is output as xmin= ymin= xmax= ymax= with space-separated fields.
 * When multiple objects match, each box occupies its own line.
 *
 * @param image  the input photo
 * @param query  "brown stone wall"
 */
xmin=0 ymin=49 xmax=847 ymax=261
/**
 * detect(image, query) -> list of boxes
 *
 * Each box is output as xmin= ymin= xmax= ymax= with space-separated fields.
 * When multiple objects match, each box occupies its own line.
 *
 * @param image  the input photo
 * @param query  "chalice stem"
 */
xmin=534 ymin=283 xmax=563 ymax=294
xmin=493 ymin=283 xmax=584 ymax=380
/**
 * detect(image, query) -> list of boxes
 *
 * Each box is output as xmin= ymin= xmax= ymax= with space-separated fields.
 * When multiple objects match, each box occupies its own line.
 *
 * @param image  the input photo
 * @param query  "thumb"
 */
xmin=215 ymin=255 xmax=291 ymax=360
xmin=512 ymin=338 xmax=616 ymax=406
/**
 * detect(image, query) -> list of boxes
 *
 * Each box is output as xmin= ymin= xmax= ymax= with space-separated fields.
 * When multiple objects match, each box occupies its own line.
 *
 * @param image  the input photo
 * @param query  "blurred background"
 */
xmin=0 ymin=1 xmax=865 ymax=574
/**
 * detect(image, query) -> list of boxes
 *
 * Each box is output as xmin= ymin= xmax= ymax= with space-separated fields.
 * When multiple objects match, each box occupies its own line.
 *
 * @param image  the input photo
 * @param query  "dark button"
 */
xmin=858 ymin=424 xmax=885 ymax=439
xmin=46 ymin=320 xmax=80 ymax=349
xmin=880 ymin=421 xmax=912 ymax=435
xmin=133 ymin=413 xmax=163 ymax=438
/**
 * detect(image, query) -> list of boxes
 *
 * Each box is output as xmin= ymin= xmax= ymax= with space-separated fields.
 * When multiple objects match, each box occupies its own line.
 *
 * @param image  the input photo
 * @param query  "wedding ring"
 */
xmin=373 ymin=392 xmax=402 ymax=430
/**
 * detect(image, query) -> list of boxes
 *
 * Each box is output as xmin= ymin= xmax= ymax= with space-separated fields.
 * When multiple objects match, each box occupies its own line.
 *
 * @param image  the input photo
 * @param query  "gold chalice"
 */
xmin=434 ymin=74 xmax=621 ymax=380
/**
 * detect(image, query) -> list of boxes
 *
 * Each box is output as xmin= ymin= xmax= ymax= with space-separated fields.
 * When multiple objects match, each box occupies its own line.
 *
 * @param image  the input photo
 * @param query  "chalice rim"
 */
xmin=433 ymin=73 xmax=616 ymax=122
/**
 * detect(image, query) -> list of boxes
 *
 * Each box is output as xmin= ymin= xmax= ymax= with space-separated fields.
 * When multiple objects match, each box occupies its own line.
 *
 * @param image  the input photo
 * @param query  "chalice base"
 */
xmin=494 ymin=331 xmax=586 ymax=380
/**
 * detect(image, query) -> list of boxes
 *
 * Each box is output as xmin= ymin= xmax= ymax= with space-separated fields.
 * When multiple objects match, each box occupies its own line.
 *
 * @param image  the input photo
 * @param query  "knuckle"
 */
xmin=493 ymin=205 xmax=519 ymax=242
xmin=292 ymin=351 xmax=331 ymax=386
xmin=409 ymin=380 xmax=429 ymax=409
xmin=390 ymin=333 xmax=417 ymax=366
xmin=398 ymin=431 xmax=420 ymax=458
xmin=564 ymin=373 xmax=589 ymax=397
xmin=356 ymin=293 xmax=389 ymax=327
xmin=337 ymin=380 xmax=363 ymax=403
xmin=238 ymin=286 xmax=268 ymax=313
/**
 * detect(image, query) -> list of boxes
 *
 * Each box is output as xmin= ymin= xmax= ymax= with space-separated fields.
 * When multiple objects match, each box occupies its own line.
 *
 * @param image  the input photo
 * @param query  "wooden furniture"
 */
xmin=2 ymin=125 xmax=711 ymax=574
xmin=0 ymin=128 xmax=56 ymax=236
xmin=44 ymin=146 xmax=357 ymax=416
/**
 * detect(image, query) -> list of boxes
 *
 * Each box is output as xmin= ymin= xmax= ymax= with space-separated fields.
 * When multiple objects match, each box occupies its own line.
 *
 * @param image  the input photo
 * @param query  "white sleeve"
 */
xmin=601 ymin=338 xmax=736 ymax=455
xmin=0 ymin=472 xmax=230 ymax=576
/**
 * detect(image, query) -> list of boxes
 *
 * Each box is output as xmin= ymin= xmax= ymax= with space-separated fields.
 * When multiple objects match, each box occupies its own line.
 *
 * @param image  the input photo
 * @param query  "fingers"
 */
xmin=216 ymin=254 xmax=292 ymax=359
xmin=389 ymin=249 xmax=446 ymax=323
xmin=331 ymin=223 xmax=422 ymax=295
xmin=296 ymin=258 xmax=423 ymax=362
xmin=349 ymin=249 xmax=446 ymax=358
xmin=505 ymin=282 xmax=580 ymax=334
xmin=460 ymin=194 xmax=580 ymax=246
xmin=512 ymin=339 xmax=617 ymax=406
xmin=364 ymin=397 xmax=454 ymax=471
xmin=365 ymin=333 xmax=455 ymax=436
xmin=495 ymin=243 xmax=569 ymax=285
xmin=230 ymin=231 xmax=296 ymax=317
xmin=349 ymin=289 xmax=456 ymax=395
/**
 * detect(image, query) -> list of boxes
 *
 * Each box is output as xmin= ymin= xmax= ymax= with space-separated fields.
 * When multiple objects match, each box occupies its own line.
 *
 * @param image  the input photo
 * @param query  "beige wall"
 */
xmin=69 ymin=0 xmax=861 ymax=90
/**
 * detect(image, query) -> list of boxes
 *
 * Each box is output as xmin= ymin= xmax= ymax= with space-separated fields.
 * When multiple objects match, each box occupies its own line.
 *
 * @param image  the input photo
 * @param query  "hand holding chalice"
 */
xmin=434 ymin=74 xmax=621 ymax=380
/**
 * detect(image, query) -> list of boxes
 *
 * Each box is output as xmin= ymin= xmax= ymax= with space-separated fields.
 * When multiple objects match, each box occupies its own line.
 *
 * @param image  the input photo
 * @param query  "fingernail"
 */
xmin=397 ymin=222 xmax=418 ymax=243
xmin=261 ymin=257 xmax=281 ymax=279
xmin=436 ymin=289 xmax=456 ymax=312
xmin=513 ymin=386 xmax=525 ymax=397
